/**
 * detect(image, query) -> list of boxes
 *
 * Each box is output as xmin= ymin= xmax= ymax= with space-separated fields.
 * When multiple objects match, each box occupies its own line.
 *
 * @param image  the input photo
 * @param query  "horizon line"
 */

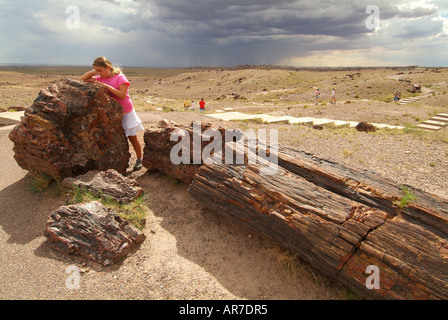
xmin=0 ymin=63 xmax=446 ymax=70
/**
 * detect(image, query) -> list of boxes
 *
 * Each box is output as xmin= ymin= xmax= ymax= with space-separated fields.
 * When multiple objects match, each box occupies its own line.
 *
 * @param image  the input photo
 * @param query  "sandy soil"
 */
xmin=0 ymin=66 xmax=447 ymax=301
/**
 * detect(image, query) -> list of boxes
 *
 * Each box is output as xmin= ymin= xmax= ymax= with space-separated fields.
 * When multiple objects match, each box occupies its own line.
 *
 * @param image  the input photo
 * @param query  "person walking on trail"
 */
xmin=394 ymin=91 xmax=400 ymax=103
xmin=331 ymin=88 xmax=336 ymax=104
xmin=81 ymin=56 xmax=144 ymax=171
xmin=315 ymin=89 xmax=320 ymax=105
xmin=199 ymin=98 xmax=205 ymax=111
xmin=184 ymin=99 xmax=191 ymax=111
xmin=190 ymin=100 xmax=196 ymax=111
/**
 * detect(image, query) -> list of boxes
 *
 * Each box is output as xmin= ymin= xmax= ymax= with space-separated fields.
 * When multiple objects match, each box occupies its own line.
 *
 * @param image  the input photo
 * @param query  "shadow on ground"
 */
xmin=0 ymin=175 xmax=65 ymax=245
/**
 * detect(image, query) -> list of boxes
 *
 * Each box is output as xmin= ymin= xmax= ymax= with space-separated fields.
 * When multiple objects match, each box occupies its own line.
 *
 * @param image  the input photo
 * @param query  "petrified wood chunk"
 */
xmin=44 ymin=201 xmax=145 ymax=266
xmin=9 ymin=79 xmax=130 ymax=179
xmin=63 ymin=169 xmax=143 ymax=204
xmin=142 ymin=121 xmax=236 ymax=183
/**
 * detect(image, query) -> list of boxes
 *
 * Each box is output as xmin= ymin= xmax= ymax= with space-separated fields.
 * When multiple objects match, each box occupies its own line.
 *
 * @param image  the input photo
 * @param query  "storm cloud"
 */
xmin=0 ymin=0 xmax=447 ymax=67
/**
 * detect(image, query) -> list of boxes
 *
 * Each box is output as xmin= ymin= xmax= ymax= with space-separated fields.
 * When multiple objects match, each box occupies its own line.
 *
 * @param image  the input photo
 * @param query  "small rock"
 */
xmin=356 ymin=122 xmax=376 ymax=133
xmin=63 ymin=169 xmax=143 ymax=204
xmin=44 ymin=201 xmax=146 ymax=266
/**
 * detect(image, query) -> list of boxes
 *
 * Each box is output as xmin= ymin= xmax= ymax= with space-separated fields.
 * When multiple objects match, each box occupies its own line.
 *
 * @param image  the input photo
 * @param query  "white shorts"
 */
xmin=122 ymin=109 xmax=144 ymax=137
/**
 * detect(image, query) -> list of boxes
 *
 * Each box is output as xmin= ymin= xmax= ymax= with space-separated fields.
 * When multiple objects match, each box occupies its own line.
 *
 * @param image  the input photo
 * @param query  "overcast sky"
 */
xmin=1 ymin=0 xmax=447 ymax=67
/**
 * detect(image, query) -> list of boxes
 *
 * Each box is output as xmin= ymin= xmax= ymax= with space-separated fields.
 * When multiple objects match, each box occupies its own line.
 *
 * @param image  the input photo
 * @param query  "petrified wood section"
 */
xmin=143 ymin=121 xmax=242 ymax=183
xmin=9 ymin=79 xmax=130 ymax=179
xmin=44 ymin=201 xmax=145 ymax=266
xmin=188 ymin=150 xmax=448 ymax=300
xmin=63 ymin=169 xmax=143 ymax=204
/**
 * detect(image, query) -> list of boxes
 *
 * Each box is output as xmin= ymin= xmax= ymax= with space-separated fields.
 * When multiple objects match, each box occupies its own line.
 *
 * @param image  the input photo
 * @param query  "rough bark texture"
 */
xmin=142 ymin=121 xmax=233 ymax=183
xmin=188 ymin=151 xmax=448 ymax=300
xmin=142 ymin=123 xmax=448 ymax=300
xmin=63 ymin=169 xmax=143 ymax=204
xmin=44 ymin=201 xmax=145 ymax=266
xmin=9 ymin=79 xmax=130 ymax=179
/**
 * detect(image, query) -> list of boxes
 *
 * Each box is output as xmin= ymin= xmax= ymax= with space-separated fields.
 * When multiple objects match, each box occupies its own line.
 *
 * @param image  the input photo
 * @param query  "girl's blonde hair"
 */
xmin=92 ymin=57 xmax=122 ymax=75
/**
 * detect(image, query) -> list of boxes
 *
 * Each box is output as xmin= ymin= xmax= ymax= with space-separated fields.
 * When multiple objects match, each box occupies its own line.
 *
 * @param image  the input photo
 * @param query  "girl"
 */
xmin=81 ymin=57 xmax=144 ymax=171
xmin=331 ymin=88 xmax=336 ymax=104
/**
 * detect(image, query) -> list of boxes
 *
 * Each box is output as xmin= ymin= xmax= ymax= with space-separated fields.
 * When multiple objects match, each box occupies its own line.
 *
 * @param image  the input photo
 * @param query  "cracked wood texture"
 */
xmin=9 ymin=79 xmax=130 ymax=179
xmin=44 ymin=201 xmax=146 ymax=266
xmin=188 ymin=153 xmax=447 ymax=300
xmin=143 ymin=123 xmax=447 ymax=299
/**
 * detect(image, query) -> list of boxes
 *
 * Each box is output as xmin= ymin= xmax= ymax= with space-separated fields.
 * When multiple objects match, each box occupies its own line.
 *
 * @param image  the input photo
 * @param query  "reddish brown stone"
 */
xmin=142 ymin=121 xmax=230 ymax=183
xmin=63 ymin=169 xmax=143 ymax=204
xmin=44 ymin=201 xmax=145 ymax=266
xmin=9 ymin=79 xmax=130 ymax=179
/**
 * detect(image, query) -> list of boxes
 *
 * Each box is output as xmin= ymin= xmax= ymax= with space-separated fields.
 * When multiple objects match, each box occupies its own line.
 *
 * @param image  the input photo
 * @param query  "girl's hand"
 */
xmin=81 ymin=69 xmax=100 ymax=82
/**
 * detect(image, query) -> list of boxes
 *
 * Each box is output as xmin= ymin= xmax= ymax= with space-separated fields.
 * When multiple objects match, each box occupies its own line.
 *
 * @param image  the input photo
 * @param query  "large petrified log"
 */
xmin=143 ymin=122 xmax=448 ymax=300
xmin=44 ymin=201 xmax=145 ymax=266
xmin=189 ymin=152 xmax=448 ymax=300
xmin=9 ymin=79 xmax=130 ymax=179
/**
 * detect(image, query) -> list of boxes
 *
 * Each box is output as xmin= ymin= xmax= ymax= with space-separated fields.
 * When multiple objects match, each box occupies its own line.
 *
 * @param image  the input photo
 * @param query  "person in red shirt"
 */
xmin=199 ymin=98 xmax=205 ymax=111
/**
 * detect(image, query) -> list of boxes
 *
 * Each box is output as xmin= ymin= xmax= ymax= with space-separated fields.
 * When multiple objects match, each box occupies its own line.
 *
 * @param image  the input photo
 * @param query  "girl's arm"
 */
xmin=99 ymin=83 xmax=128 ymax=100
xmin=81 ymin=69 xmax=99 ymax=83
xmin=81 ymin=70 xmax=128 ymax=99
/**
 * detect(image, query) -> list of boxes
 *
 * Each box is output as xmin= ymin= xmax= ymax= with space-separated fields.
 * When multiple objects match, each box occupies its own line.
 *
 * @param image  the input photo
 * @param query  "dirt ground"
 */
xmin=0 ymin=66 xmax=447 ymax=301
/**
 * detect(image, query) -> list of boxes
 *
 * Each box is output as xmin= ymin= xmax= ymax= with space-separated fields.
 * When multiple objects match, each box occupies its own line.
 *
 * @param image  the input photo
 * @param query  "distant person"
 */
xmin=331 ymin=89 xmax=336 ymax=104
xmin=315 ymin=89 xmax=320 ymax=105
xmin=199 ymin=98 xmax=205 ymax=111
xmin=81 ymin=56 xmax=144 ymax=171
xmin=190 ymin=100 xmax=196 ymax=111
xmin=184 ymin=99 xmax=190 ymax=111
xmin=393 ymin=91 xmax=400 ymax=103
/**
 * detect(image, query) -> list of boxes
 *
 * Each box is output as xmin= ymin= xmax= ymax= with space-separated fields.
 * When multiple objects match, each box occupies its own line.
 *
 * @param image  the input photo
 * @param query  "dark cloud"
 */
xmin=0 ymin=0 xmax=446 ymax=66
xmin=148 ymin=0 xmax=380 ymax=43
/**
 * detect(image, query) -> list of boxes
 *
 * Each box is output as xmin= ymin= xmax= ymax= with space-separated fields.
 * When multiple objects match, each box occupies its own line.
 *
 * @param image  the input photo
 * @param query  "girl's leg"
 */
xmin=128 ymin=135 xmax=142 ymax=159
xmin=128 ymin=135 xmax=143 ymax=170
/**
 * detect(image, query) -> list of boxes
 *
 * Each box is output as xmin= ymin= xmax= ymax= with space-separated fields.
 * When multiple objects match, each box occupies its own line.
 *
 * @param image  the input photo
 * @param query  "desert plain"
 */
xmin=0 ymin=65 xmax=447 ymax=300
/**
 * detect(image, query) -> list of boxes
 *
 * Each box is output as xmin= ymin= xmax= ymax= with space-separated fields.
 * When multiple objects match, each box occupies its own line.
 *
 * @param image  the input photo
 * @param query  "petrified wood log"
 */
xmin=141 ymin=122 xmax=447 ymax=299
xmin=188 ymin=151 xmax=448 ymax=300
xmin=9 ymin=79 xmax=130 ymax=179
xmin=63 ymin=169 xmax=143 ymax=204
xmin=44 ymin=201 xmax=145 ymax=266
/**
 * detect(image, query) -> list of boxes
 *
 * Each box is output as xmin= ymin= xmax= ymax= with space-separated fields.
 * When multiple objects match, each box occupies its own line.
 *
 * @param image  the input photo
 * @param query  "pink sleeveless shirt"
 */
xmin=95 ymin=73 xmax=134 ymax=113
